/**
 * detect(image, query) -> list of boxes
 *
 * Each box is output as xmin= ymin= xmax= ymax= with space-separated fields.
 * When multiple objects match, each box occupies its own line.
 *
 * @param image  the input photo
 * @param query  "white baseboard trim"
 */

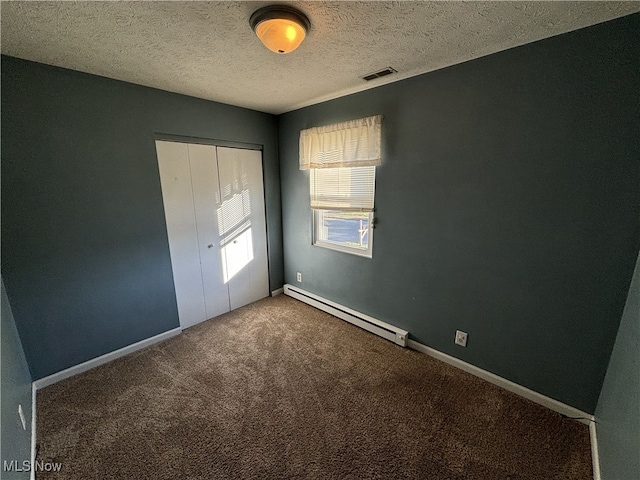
xmin=30 ymin=383 xmax=37 ymax=480
xmin=589 ymin=421 xmax=601 ymax=480
xmin=407 ymin=339 xmax=595 ymax=425
xmin=271 ymin=287 xmax=284 ymax=297
xmin=33 ymin=327 xmax=182 ymax=390
xmin=284 ymin=284 xmax=408 ymax=346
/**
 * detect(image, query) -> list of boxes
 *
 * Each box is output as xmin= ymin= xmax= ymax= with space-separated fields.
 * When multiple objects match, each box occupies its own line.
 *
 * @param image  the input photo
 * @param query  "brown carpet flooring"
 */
xmin=36 ymin=295 xmax=592 ymax=479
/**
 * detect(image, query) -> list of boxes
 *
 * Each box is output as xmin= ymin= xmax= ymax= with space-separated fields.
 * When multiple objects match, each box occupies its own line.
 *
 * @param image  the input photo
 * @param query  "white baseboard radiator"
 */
xmin=283 ymin=284 xmax=408 ymax=347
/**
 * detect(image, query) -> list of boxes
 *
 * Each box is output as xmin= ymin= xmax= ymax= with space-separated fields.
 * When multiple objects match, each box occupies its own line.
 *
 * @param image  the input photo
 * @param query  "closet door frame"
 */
xmin=156 ymin=134 xmax=262 ymax=152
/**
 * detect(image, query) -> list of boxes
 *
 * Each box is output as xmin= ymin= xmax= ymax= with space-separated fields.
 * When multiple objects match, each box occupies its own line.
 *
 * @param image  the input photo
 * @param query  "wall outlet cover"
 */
xmin=296 ymin=272 xmax=302 ymax=282
xmin=455 ymin=330 xmax=468 ymax=347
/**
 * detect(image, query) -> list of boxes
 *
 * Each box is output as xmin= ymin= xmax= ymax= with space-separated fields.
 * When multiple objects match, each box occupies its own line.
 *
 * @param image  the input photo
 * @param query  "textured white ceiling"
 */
xmin=2 ymin=1 xmax=638 ymax=114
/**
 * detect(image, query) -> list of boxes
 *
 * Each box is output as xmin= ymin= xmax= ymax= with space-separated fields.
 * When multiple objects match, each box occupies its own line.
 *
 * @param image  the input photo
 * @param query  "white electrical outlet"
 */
xmin=296 ymin=272 xmax=302 ymax=282
xmin=18 ymin=404 xmax=26 ymax=430
xmin=455 ymin=330 xmax=468 ymax=347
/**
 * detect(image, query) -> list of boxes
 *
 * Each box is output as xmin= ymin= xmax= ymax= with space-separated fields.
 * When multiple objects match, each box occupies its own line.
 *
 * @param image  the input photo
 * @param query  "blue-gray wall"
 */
xmin=278 ymin=14 xmax=640 ymax=414
xmin=1 ymin=56 xmax=283 ymax=380
xmin=1 ymin=279 xmax=32 ymax=479
xmin=595 ymin=252 xmax=639 ymax=480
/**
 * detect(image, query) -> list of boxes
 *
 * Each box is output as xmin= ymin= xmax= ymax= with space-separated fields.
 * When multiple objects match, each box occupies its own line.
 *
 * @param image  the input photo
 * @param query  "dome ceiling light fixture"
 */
xmin=250 ymin=5 xmax=310 ymax=54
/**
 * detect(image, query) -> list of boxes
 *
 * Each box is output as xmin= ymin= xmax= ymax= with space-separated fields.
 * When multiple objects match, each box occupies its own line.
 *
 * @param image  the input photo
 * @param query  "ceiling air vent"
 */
xmin=362 ymin=67 xmax=397 ymax=81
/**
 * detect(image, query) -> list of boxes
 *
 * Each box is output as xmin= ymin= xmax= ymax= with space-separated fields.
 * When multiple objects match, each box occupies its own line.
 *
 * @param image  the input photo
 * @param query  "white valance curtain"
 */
xmin=300 ymin=115 xmax=381 ymax=212
xmin=299 ymin=115 xmax=382 ymax=170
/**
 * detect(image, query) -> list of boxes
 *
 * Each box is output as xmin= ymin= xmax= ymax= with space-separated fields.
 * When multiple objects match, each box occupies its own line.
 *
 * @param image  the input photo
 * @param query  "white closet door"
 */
xmin=217 ymin=147 xmax=270 ymax=310
xmin=156 ymin=141 xmax=207 ymax=328
xmin=157 ymin=141 xmax=269 ymax=328
xmin=188 ymin=144 xmax=231 ymax=319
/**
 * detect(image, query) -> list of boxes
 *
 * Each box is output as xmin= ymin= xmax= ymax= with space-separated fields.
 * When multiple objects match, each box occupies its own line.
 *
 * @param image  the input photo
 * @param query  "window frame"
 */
xmin=312 ymin=208 xmax=374 ymax=258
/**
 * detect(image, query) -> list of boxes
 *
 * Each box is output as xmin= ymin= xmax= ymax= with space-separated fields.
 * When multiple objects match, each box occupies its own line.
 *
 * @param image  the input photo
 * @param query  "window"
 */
xmin=314 ymin=209 xmax=373 ymax=256
xmin=310 ymin=165 xmax=375 ymax=256
xmin=300 ymin=115 xmax=381 ymax=257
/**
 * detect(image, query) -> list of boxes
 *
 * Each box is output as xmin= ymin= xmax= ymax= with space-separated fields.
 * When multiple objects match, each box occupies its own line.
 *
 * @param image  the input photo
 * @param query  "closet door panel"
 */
xmin=217 ymin=147 xmax=270 ymax=310
xmin=155 ymin=141 xmax=207 ymax=329
xmin=188 ymin=144 xmax=231 ymax=319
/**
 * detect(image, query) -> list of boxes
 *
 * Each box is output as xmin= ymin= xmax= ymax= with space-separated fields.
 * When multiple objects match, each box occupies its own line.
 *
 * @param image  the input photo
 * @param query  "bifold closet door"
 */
xmin=156 ymin=141 xmax=269 ymax=329
xmin=156 ymin=141 xmax=229 ymax=329
xmin=216 ymin=147 xmax=269 ymax=310
xmin=188 ymin=144 xmax=231 ymax=319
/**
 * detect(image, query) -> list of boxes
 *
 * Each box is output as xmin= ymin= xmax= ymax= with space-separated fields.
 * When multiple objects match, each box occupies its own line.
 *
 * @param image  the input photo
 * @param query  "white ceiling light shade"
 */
xmin=250 ymin=5 xmax=310 ymax=54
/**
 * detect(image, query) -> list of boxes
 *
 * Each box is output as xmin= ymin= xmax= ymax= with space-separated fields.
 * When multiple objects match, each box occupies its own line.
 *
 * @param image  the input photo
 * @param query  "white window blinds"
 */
xmin=299 ymin=115 xmax=382 ymax=170
xmin=310 ymin=166 xmax=376 ymax=211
